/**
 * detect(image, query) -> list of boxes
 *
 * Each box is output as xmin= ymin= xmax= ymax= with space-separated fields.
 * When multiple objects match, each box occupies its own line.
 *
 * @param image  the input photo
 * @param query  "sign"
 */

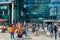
xmin=0 ymin=0 xmax=11 ymax=4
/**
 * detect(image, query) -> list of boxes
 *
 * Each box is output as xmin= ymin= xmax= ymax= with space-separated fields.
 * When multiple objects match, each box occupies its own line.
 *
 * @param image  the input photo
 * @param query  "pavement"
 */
xmin=0 ymin=27 xmax=60 ymax=40
xmin=0 ymin=31 xmax=60 ymax=40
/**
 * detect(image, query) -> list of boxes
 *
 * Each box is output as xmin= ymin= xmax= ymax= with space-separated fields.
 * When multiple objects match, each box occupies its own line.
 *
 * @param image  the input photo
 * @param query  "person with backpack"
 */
xmin=9 ymin=24 xmax=15 ymax=40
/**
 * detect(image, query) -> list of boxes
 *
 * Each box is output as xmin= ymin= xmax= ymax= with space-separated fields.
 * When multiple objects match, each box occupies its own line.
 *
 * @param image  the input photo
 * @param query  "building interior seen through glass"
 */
xmin=0 ymin=0 xmax=60 ymax=25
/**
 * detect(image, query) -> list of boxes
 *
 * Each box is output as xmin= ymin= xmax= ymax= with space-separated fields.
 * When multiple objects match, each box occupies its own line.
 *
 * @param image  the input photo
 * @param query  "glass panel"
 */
xmin=15 ymin=0 xmax=51 ymax=22
xmin=0 ymin=0 xmax=8 ymax=2
xmin=0 ymin=6 xmax=8 ymax=9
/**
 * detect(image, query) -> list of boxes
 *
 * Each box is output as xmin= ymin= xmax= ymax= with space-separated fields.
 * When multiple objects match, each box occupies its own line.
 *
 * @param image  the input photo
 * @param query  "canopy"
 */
xmin=44 ymin=20 xmax=55 ymax=22
xmin=0 ymin=19 xmax=7 ymax=22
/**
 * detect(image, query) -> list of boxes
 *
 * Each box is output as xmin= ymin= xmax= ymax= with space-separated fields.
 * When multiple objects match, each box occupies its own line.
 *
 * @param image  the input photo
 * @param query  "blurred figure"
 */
xmin=1 ymin=25 xmax=5 ymax=33
xmin=23 ymin=27 xmax=27 ymax=36
xmin=35 ymin=23 xmax=39 ymax=35
xmin=16 ymin=23 xmax=23 ymax=40
xmin=9 ymin=24 xmax=15 ymax=40
xmin=26 ymin=23 xmax=29 ymax=31
xmin=47 ymin=24 xmax=52 ymax=36
xmin=53 ymin=25 xmax=58 ymax=39
xmin=32 ymin=23 xmax=36 ymax=33
xmin=51 ymin=24 xmax=58 ymax=40
xmin=45 ymin=24 xmax=48 ymax=32
xmin=42 ymin=25 xmax=45 ymax=32
xmin=48 ymin=24 xmax=52 ymax=32
xmin=35 ymin=26 xmax=39 ymax=35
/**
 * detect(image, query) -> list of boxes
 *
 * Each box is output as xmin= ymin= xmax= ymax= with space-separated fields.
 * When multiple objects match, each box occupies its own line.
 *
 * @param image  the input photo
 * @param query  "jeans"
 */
xmin=10 ymin=33 xmax=14 ymax=39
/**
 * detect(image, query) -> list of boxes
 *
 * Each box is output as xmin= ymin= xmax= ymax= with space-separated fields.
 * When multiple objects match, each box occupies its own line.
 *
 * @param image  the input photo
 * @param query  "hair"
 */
xmin=10 ymin=24 xmax=14 ymax=27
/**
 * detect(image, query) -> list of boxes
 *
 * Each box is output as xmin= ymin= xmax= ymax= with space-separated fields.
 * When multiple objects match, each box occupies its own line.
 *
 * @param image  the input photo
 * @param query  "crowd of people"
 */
xmin=9 ymin=22 xmax=27 ymax=40
xmin=0 ymin=21 xmax=59 ymax=40
xmin=8 ymin=22 xmax=43 ymax=40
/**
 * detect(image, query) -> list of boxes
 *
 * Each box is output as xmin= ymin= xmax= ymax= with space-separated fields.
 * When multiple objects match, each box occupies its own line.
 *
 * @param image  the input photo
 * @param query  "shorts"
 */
xmin=17 ymin=34 xmax=23 ymax=38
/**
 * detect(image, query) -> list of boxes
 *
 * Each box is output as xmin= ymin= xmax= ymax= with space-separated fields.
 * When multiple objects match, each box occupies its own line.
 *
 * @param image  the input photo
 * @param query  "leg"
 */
xmin=10 ymin=33 xmax=12 ymax=39
xmin=12 ymin=33 xmax=14 ymax=39
xmin=11 ymin=33 xmax=14 ymax=39
xmin=55 ymin=33 xmax=57 ymax=39
xmin=10 ymin=33 xmax=13 ymax=40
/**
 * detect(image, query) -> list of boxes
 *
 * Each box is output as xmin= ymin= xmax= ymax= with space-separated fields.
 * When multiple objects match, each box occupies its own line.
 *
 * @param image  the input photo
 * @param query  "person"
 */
xmin=9 ymin=24 xmax=15 ymax=40
xmin=42 ymin=25 xmax=45 ymax=32
xmin=23 ymin=27 xmax=27 ymax=36
xmin=48 ymin=24 xmax=52 ymax=36
xmin=48 ymin=24 xmax=52 ymax=32
xmin=35 ymin=26 xmax=39 ymax=35
xmin=16 ymin=24 xmax=23 ymax=40
xmin=51 ymin=24 xmax=58 ymax=40
xmin=35 ymin=23 xmax=39 ymax=35
xmin=46 ymin=24 xmax=52 ymax=36
xmin=32 ymin=24 xmax=36 ymax=33
xmin=53 ymin=24 xmax=58 ymax=39
xmin=1 ymin=25 xmax=5 ymax=33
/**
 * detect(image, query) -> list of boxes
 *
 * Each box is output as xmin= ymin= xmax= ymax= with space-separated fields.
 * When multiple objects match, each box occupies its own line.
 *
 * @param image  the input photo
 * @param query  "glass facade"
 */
xmin=0 ymin=0 xmax=12 ymax=25
xmin=0 ymin=0 xmax=60 ymax=24
xmin=0 ymin=0 xmax=8 ymax=2
xmin=21 ymin=0 xmax=50 ymax=22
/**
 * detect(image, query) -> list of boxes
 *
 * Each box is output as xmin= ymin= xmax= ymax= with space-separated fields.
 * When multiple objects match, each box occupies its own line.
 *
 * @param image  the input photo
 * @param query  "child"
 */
xmin=9 ymin=24 xmax=15 ymax=40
